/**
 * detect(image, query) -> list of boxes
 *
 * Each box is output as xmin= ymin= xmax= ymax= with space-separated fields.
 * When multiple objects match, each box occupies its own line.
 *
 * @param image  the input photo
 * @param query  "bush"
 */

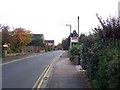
xmin=6 ymin=47 xmax=12 ymax=54
xmin=69 ymin=44 xmax=81 ymax=62
xmin=80 ymin=16 xmax=120 ymax=88
xmin=107 ymin=56 xmax=120 ymax=88
xmin=93 ymin=47 xmax=120 ymax=88
xmin=45 ymin=45 xmax=51 ymax=52
xmin=11 ymin=47 xmax=21 ymax=53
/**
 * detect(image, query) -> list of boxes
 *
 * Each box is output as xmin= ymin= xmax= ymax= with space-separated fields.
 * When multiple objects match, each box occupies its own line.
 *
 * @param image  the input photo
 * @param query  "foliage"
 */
xmin=45 ymin=45 xmax=51 ymax=52
xmin=107 ymin=55 xmax=120 ymax=88
xmin=2 ymin=26 xmax=11 ymax=44
xmin=6 ymin=47 xmax=12 ymax=54
xmin=29 ymin=36 xmax=45 ymax=47
xmin=2 ymin=26 xmax=32 ymax=53
xmin=10 ymin=28 xmax=32 ymax=52
xmin=69 ymin=44 xmax=81 ymax=62
xmin=61 ymin=37 xmax=69 ymax=50
xmin=79 ymin=15 xmax=120 ymax=88
xmin=70 ymin=30 xmax=78 ymax=37
xmin=93 ymin=46 xmax=120 ymax=88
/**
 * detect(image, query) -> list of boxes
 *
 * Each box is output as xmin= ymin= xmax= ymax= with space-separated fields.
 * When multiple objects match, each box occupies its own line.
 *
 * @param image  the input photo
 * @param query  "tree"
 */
xmin=72 ymin=30 xmax=78 ymax=37
xmin=2 ymin=26 xmax=11 ymax=45
xmin=10 ymin=28 xmax=32 ymax=52
xmin=29 ymin=36 xmax=45 ymax=47
xmin=62 ymin=37 xmax=69 ymax=50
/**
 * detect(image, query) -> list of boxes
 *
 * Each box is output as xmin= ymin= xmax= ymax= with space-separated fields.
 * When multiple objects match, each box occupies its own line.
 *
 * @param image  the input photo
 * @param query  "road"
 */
xmin=2 ymin=50 xmax=64 ymax=88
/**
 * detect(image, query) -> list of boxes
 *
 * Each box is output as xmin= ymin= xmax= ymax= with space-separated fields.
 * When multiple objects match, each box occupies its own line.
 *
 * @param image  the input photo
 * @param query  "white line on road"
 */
xmin=1 ymin=54 xmax=42 ymax=65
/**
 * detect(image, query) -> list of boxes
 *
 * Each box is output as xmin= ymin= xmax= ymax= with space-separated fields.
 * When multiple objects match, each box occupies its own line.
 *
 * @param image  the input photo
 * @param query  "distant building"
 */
xmin=45 ymin=40 xmax=55 ymax=49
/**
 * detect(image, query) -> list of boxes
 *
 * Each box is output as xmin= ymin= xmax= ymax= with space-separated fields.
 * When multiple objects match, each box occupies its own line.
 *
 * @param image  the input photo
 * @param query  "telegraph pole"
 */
xmin=78 ymin=16 xmax=79 ymax=37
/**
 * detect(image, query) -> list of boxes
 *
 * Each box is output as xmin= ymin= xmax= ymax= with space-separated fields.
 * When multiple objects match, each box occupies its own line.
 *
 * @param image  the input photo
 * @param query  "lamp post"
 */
xmin=66 ymin=24 xmax=71 ymax=34
xmin=66 ymin=24 xmax=72 ymax=48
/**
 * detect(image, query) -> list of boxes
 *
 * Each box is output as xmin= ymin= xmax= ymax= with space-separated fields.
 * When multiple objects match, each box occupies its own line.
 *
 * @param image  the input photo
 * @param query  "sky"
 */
xmin=0 ymin=0 xmax=119 ymax=45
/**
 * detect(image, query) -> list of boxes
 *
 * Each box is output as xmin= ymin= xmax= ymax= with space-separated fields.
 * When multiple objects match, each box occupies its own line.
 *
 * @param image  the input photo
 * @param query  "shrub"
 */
xmin=80 ymin=16 xmax=120 ymax=88
xmin=6 ymin=47 xmax=12 ymax=54
xmin=69 ymin=44 xmax=81 ymax=62
xmin=107 ymin=56 xmax=120 ymax=88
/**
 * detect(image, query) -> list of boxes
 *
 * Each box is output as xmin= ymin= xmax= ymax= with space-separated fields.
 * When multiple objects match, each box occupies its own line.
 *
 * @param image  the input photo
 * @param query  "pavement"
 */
xmin=43 ymin=52 xmax=91 ymax=88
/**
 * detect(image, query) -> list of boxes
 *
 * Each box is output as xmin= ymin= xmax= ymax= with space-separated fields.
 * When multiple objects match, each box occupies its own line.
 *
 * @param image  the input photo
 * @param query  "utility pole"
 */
xmin=77 ymin=16 xmax=80 ymax=44
xmin=78 ymin=16 xmax=79 ymax=37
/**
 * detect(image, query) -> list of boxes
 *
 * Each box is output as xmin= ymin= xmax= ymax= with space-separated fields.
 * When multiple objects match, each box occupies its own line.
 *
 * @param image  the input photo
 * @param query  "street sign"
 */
xmin=71 ymin=37 xmax=78 ymax=43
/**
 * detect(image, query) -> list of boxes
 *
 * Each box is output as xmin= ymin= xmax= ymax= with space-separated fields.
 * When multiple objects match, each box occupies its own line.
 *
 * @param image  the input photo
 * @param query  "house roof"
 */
xmin=32 ymin=34 xmax=43 ymax=37
xmin=45 ymin=40 xmax=54 ymax=43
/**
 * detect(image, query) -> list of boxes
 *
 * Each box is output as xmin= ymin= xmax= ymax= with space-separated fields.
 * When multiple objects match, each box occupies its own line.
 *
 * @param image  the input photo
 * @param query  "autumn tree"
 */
xmin=10 ymin=28 xmax=32 ymax=52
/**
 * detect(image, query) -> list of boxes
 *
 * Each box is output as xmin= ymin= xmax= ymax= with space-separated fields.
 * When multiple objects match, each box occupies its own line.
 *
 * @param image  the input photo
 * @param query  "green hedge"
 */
xmin=69 ymin=44 xmax=81 ymax=62
xmin=79 ymin=16 xmax=120 ymax=88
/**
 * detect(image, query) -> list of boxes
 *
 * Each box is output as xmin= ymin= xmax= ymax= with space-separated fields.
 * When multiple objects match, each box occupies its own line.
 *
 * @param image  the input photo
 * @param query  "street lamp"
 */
xmin=66 ymin=24 xmax=72 ymax=48
xmin=66 ymin=24 xmax=71 ymax=35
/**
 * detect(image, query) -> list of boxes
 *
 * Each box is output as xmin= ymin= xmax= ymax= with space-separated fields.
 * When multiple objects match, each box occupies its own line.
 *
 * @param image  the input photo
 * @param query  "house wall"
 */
xmin=41 ymin=35 xmax=45 ymax=43
xmin=24 ymin=46 xmax=45 ymax=53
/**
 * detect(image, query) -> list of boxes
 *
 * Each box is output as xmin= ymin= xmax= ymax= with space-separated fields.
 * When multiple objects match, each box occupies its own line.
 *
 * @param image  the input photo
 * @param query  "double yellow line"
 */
xmin=32 ymin=58 xmax=56 ymax=90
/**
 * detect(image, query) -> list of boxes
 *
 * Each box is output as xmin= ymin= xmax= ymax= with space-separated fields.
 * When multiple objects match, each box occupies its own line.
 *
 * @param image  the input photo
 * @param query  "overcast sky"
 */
xmin=0 ymin=0 xmax=119 ymax=45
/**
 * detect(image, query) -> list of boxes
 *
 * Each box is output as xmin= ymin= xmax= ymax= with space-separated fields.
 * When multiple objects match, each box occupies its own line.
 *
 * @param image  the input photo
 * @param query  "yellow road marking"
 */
xmin=32 ymin=55 xmax=62 ymax=90
xmin=32 ymin=64 xmax=50 ymax=90
xmin=37 ymin=61 xmax=53 ymax=89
